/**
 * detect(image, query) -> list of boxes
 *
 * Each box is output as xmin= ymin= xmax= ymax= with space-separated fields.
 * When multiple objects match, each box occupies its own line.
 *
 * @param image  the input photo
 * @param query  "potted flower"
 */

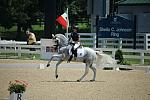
xmin=8 ymin=80 xmax=29 ymax=100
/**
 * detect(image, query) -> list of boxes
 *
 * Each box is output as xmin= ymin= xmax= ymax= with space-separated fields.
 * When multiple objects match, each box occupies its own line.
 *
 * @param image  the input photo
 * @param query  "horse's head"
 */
xmin=52 ymin=34 xmax=68 ymax=48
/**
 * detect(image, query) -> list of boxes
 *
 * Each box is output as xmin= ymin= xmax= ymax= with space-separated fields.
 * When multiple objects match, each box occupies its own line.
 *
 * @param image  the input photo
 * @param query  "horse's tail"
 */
xmin=95 ymin=50 xmax=117 ymax=67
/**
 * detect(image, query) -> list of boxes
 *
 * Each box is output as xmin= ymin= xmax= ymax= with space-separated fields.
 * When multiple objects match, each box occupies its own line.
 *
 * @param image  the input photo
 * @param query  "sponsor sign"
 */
xmin=98 ymin=15 xmax=134 ymax=38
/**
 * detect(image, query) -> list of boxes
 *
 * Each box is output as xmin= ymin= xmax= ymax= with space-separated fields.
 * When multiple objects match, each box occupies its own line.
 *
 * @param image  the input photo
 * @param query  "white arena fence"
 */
xmin=95 ymin=48 xmax=150 ymax=65
xmin=1 ymin=33 xmax=150 ymax=49
xmin=65 ymin=33 xmax=150 ymax=50
xmin=0 ymin=44 xmax=150 ymax=65
xmin=0 ymin=44 xmax=41 ymax=58
xmin=0 ymin=33 xmax=150 ymax=65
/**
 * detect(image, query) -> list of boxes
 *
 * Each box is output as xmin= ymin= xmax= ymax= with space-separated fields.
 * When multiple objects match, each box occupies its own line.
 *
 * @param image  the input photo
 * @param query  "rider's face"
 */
xmin=73 ymin=29 xmax=77 ymax=32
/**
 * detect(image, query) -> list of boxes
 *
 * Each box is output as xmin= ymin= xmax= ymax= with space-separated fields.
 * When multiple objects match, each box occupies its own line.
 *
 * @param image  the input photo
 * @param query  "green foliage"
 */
xmin=0 ymin=0 xmax=43 ymax=35
xmin=0 ymin=0 xmax=90 ymax=39
xmin=115 ymin=49 xmax=132 ymax=65
xmin=115 ymin=49 xmax=124 ymax=64
xmin=8 ymin=80 xmax=28 ymax=94
xmin=8 ymin=84 xmax=26 ymax=93
xmin=67 ymin=0 xmax=89 ymax=26
xmin=122 ymin=59 xmax=131 ymax=65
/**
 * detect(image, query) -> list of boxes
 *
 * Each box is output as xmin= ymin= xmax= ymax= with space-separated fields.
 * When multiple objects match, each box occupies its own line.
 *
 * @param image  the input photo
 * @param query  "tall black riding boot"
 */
xmin=67 ymin=55 xmax=73 ymax=63
xmin=74 ymin=49 xmax=77 ymax=57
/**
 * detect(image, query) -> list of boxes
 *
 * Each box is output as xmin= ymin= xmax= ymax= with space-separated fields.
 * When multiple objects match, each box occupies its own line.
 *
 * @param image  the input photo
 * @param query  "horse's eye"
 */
xmin=55 ymin=40 xmax=58 ymax=43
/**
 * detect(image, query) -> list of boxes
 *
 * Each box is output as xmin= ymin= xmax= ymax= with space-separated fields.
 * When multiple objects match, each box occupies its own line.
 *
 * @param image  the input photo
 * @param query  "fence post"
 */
xmin=140 ymin=52 xmax=144 ymax=65
xmin=93 ymin=33 xmax=96 ymax=48
xmin=144 ymin=34 xmax=149 ymax=50
xmin=102 ymin=39 xmax=106 ymax=48
xmin=112 ymin=49 xmax=116 ymax=59
xmin=118 ymin=38 xmax=122 ymax=49
xmin=18 ymin=45 xmax=21 ymax=58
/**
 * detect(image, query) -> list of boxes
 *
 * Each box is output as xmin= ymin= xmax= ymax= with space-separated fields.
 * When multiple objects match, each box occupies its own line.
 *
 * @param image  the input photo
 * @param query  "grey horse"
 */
xmin=47 ymin=34 xmax=116 ymax=82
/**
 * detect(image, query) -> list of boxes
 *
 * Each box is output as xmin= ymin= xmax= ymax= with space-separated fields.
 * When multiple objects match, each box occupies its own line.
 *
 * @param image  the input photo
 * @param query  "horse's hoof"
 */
xmin=56 ymin=75 xmax=58 ymax=79
xmin=77 ymin=80 xmax=80 ymax=82
xmin=46 ymin=64 xmax=50 ymax=67
xmin=90 ymin=80 xmax=95 ymax=82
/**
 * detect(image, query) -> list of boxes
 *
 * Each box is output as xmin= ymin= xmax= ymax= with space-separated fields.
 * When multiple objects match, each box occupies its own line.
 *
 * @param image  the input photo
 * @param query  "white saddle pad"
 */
xmin=77 ymin=48 xmax=85 ymax=57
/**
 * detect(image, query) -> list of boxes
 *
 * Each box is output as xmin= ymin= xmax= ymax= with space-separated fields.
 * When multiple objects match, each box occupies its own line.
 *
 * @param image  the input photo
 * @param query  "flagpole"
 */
xmin=66 ymin=8 xmax=69 ymax=38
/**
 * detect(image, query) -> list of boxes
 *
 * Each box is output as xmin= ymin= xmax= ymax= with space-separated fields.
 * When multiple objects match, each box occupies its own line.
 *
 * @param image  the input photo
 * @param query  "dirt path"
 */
xmin=0 ymin=59 xmax=150 ymax=100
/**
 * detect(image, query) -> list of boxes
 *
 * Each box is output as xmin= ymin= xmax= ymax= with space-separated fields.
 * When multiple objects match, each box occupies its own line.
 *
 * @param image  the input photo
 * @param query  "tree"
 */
xmin=67 ymin=0 xmax=89 ymax=26
xmin=11 ymin=0 xmax=42 ymax=39
xmin=0 ymin=0 xmax=14 ymax=29
xmin=0 ymin=0 xmax=90 ymax=40
xmin=54 ymin=0 xmax=89 ymax=30
xmin=0 ymin=0 xmax=43 ymax=40
xmin=110 ymin=0 xmax=124 ymax=15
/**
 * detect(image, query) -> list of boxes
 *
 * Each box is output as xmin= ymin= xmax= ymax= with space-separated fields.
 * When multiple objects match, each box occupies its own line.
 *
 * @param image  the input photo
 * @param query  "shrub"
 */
xmin=8 ymin=80 xmax=29 ymax=94
xmin=115 ymin=49 xmax=124 ymax=64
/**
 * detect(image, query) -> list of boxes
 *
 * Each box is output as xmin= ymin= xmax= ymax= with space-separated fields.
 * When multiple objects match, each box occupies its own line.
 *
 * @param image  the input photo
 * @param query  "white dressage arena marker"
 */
xmin=39 ymin=63 xmax=45 ymax=69
xmin=115 ymin=67 xmax=120 ymax=71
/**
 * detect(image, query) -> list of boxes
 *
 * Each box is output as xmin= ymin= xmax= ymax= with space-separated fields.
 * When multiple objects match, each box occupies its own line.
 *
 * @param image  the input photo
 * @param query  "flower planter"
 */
xmin=8 ymin=80 xmax=29 ymax=100
xmin=10 ymin=92 xmax=24 ymax=100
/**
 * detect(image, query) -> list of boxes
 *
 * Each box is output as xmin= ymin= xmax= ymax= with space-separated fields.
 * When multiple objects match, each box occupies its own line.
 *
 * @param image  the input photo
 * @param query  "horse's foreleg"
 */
xmin=46 ymin=56 xmax=54 ymax=67
xmin=89 ymin=64 xmax=96 ymax=81
xmin=55 ymin=55 xmax=63 ymax=79
xmin=77 ymin=63 xmax=89 ymax=82
xmin=47 ymin=55 xmax=61 ymax=67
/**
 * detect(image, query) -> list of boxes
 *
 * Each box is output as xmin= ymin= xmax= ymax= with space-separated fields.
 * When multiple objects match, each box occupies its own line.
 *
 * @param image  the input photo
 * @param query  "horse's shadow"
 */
xmin=41 ymin=80 xmax=106 ymax=83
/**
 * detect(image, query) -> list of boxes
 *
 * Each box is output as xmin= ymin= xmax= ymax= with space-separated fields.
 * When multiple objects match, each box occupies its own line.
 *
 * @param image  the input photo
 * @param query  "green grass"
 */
xmin=77 ymin=23 xmax=89 ymax=29
xmin=0 ymin=26 xmax=17 ymax=32
xmin=145 ymin=53 xmax=150 ymax=56
xmin=122 ymin=58 xmax=150 ymax=65
xmin=124 ymin=58 xmax=140 ymax=65
xmin=20 ymin=53 xmax=40 ymax=60
xmin=32 ymin=25 xmax=44 ymax=31
xmin=121 ymin=52 xmax=150 ymax=65
xmin=0 ymin=53 xmax=18 ymax=59
xmin=0 ymin=25 xmax=44 ymax=32
xmin=144 ymin=59 xmax=150 ymax=65
xmin=0 ymin=53 xmax=40 ymax=60
xmin=123 ymin=52 xmax=140 ymax=56
xmin=0 ymin=25 xmax=44 ymax=41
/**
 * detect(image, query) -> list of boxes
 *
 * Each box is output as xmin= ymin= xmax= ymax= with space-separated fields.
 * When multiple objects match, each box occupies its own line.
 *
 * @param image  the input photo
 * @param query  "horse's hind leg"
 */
xmin=89 ymin=64 xmax=96 ymax=81
xmin=77 ymin=63 xmax=89 ymax=82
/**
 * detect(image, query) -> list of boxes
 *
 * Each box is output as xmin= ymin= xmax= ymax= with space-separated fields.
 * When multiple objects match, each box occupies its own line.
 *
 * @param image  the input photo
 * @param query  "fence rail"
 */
xmin=0 ymin=44 xmax=41 ymax=58
xmin=95 ymin=48 xmax=150 ymax=65
xmin=1 ymin=32 xmax=150 ymax=49
xmin=0 ymin=43 xmax=150 ymax=65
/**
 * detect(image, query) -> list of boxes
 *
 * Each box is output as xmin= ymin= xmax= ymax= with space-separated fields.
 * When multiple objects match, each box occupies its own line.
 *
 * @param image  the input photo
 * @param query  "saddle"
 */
xmin=68 ymin=45 xmax=85 ymax=62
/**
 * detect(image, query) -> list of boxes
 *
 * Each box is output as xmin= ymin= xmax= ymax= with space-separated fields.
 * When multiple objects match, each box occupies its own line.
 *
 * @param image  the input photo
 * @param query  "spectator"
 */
xmin=26 ymin=30 xmax=37 ymax=59
xmin=26 ymin=30 xmax=36 ymax=45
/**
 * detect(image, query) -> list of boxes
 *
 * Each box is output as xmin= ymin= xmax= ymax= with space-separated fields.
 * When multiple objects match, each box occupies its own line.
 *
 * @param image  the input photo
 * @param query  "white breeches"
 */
xmin=69 ymin=42 xmax=80 ymax=56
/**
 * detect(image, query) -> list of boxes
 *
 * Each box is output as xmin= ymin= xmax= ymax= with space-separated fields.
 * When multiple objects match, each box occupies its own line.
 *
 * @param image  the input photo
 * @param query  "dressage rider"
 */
xmin=68 ymin=26 xmax=80 ymax=62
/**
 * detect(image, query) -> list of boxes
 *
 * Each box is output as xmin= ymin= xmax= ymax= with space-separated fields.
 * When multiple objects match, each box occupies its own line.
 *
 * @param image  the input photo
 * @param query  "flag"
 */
xmin=56 ymin=12 xmax=69 ymax=29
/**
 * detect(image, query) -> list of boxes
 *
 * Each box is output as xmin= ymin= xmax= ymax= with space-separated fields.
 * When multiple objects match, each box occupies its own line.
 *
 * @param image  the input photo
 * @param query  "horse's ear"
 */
xmin=52 ymin=34 xmax=55 ymax=38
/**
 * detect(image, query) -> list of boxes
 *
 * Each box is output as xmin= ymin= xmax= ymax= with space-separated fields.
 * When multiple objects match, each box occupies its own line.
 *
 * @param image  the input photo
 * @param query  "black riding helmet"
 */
xmin=72 ymin=25 xmax=78 ymax=31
